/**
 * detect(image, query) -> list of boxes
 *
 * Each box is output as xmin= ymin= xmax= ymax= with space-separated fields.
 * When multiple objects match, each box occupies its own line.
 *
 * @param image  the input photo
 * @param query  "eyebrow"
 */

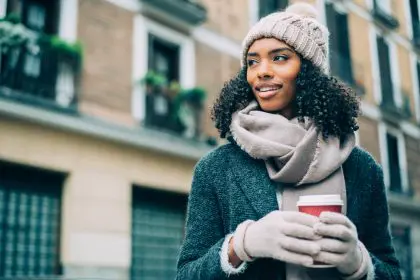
xmin=247 ymin=47 xmax=295 ymax=57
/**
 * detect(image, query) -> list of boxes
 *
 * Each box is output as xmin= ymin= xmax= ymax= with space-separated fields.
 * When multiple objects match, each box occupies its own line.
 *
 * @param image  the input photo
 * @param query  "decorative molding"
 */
xmin=369 ymin=26 xmax=382 ymax=104
xmin=410 ymin=53 xmax=420 ymax=122
xmin=378 ymin=122 xmax=410 ymax=193
xmin=103 ymin=0 xmax=140 ymax=12
xmin=0 ymin=99 xmax=212 ymax=161
xmin=0 ymin=0 xmax=6 ymax=17
xmin=361 ymin=102 xmax=420 ymax=139
xmin=192 ymin=27 xmax=241 ymax=59
xmin=58 ymin=0 xmax=79 ymax=41
xmin=132 ymin=15 xmax=196 ymax=121
xmin=388 ymin=193 xmax=420 ymax=215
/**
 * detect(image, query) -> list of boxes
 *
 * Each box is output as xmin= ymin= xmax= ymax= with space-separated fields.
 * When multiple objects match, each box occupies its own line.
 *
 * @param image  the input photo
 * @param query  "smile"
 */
xmin=255 ymin=85 xmax=282 ymax=99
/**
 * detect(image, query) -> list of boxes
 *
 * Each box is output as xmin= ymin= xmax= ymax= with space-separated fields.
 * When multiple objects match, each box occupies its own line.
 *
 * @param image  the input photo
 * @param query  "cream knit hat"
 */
xmin=241 ymin=2 xmax=330 ymax=73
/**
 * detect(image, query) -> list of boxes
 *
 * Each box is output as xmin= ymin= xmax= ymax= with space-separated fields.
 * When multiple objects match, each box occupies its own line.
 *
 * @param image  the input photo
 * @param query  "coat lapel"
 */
xmin=230 ymin=152 xmax=279 ymax=218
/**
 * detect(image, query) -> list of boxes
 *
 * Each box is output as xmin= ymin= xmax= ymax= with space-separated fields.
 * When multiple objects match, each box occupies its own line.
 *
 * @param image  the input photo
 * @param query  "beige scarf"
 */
xmin=230 ymin=101 xmax=355 ymax=279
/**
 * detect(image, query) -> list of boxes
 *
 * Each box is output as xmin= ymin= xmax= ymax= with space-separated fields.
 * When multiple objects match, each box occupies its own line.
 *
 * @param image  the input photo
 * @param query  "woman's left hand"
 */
xmin=313 ymin=212 xmax=363 ymax=276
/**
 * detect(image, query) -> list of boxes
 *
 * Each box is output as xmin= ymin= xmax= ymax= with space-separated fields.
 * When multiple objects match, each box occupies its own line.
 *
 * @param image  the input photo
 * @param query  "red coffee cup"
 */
xmin=297 ymin=194 xmax=343 ymax=217
xmin=297 ymin=195 xmax=343 ymax=267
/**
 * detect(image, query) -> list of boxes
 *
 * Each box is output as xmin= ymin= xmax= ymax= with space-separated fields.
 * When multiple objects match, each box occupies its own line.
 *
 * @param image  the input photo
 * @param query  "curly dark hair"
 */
xmin=211 ymin=58 xmax=360 ymax=139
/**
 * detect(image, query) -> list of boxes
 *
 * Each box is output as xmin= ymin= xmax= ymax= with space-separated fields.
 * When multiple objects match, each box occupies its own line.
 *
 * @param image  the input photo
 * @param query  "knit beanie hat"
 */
xmin=241 ymin=2 xmax=330 ymax=73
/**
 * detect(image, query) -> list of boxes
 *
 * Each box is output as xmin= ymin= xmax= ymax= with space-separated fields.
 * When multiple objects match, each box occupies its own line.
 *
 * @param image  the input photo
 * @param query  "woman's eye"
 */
xmin=273 ymin=55 xmax=288 ymax=61
xmin=247 ymin=59 xmax=257 ymax=67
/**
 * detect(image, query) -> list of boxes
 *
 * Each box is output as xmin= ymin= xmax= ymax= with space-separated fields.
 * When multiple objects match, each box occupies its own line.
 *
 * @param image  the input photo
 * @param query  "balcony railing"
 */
xmin=144 ymin=88 xmax=204 ymax=139
xmin=380 ymin=90 xmax=412 ymax=120
xmin=0 ymin=21 xmax=81 ymax=112
xmin=141 ymin=0 xmax=207 ymax=25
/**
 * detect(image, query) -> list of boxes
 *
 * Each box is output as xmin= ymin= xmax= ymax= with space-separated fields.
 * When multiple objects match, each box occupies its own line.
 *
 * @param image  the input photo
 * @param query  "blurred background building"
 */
xmin=0 ymin=0 xmax=419 ymax=279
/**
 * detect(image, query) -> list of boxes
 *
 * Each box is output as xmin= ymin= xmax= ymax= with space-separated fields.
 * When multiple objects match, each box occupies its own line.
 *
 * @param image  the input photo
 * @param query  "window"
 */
xmin=0 ymin=161 xmax=63 ymax=277
xmin=391 ymin=225 xmax=412 ymax=280
xmin=379 ymin=124 xmax=409 ymax=193
xmin=376 ymin=36 xmax=395 ymax=107
xmin=148 ymin=35 xmax=180 ymax=84
xmin=131 ymin=187 xmax=187 ymax=280
xmin=145 ymin=35 xmax=183 ymax=131
xmin=132 ymin=15 xmax=195 ymax=123
xmin=386 ymin=133 xmax=402 ymax=192
xmin=259 ymin=0 xmax=288 ymax=18
xmin=409 ymin=0 xmax=420 ymax=42
xmin=325 ymin=3 xmax=354 ymax=85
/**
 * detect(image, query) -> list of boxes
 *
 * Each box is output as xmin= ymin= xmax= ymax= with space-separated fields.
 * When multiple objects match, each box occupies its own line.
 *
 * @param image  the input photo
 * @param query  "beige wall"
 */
xmin=406 ymin=135 xmax=420 ymax=199
xmin=195 ymin=41 xmax=240 ymax=138
xmin=78 ymin=0 xmax=135 ymax=126
xmin=0 ymin=117 xmax=196 ymax=270
xmin=200 ymin=0 xmax=249 ymax=43
xmin=358 ymin=116 xmax=381 ymax=162
xmin=348 ymin=12 xmax=376 ymax=105
xmin=393 ymin=0 xmax=410 ymax=38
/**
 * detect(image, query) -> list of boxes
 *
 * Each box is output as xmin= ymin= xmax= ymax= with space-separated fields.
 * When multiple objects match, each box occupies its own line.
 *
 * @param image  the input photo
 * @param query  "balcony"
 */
xmin=141 ymin=0 xmax=207 ymax=25
xmin=141 ymin=72 xmax=206 ymax=139
xmin=0 ymin=21 xmax=81 ymax=113
xmin=380 ymin=90 xmax=412 ymax=121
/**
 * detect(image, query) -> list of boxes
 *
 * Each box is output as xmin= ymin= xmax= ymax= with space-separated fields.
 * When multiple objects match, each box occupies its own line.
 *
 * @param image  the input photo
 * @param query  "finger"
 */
xmin=319 ymin=212 xmax=355 ymax=230
xmin=282 ymin=222 xmax=321 ymax=240
xmin=279 ymin=235 xmax=321 ymax=256
xmin=313 ymin=251 xmax=345 ymax=266
xmin=282 ymin=211 xmax=320 ymax=227
xmin=274 ymin=249 xmax=314 ymax=267
xmin=314 ymin=223 xmax=354 ymax=242
xmin=316 ymin=238 xmax=349 ymax=253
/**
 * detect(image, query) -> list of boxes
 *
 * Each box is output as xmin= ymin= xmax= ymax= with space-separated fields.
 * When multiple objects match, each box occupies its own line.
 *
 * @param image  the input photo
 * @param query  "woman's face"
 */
xmin=246 ymin=38 xmax=301 ymax=119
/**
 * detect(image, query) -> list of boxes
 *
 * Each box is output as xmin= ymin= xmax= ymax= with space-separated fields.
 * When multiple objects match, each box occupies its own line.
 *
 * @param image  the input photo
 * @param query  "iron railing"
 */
xmin=0 ymin=41 xmax=80 ymax=112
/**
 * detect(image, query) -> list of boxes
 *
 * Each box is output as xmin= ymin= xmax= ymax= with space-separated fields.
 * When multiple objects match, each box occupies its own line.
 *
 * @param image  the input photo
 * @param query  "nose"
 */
xmin=257 ymin=60 xmax=274 ymax=80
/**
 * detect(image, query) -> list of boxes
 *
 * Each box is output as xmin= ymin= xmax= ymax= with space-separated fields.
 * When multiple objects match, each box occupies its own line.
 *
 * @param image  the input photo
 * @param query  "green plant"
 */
xmin=0 ymin=13 xmax=21 ymax=24
xmin=178 ymin=87 xmax=207 ymax=106
xmin=140 ymin=71 xmax=167 ymax=88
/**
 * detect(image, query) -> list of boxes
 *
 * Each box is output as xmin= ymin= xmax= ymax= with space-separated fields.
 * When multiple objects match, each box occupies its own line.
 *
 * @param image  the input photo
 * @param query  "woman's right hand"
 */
xmin=235 ymin=211 xmax=321 ymax=266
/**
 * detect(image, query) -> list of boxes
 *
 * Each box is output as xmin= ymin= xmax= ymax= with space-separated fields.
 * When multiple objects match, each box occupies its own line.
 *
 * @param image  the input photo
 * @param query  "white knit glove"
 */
xmin=313 ymin=212 xmax=372 ymax=278
xmin=233 ymin=211 xmax=321 ymax=266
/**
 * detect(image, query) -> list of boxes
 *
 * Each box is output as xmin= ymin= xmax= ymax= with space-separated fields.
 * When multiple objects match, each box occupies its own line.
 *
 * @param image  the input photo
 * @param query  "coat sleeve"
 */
xmin=176 ymin=155 xmax=234 ymax=280
xmin=362 ymin=163 xmax=402 ymax=280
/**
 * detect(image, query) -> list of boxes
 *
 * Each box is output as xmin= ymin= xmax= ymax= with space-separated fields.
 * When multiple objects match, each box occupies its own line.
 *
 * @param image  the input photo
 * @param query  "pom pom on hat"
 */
xmin=285 ymin=2 xmax=319 ymax=20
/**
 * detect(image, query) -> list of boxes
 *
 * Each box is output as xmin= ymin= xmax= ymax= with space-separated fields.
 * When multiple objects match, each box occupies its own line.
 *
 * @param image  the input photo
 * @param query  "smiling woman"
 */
xmin=176 ymin=2 xmax=402 ymax=280
xmin=246 ymin=38 xmax=301 ymax=117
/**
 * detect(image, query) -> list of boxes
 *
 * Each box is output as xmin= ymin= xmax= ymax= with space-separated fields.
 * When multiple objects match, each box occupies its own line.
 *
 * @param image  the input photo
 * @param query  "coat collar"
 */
xmin=229 ymin=147 xmax=279 ymax=218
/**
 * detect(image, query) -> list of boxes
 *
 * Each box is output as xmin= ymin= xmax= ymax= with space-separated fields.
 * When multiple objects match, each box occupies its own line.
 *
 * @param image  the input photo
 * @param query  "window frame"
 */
xmin=369 ymin=27 xmax=402 ymax=108
xmin=409 ymin=53 xmax=420 ymax=123
xmin=378 ymin=122 xmax=409 ymax=193
xmin=132 ymin=15 xmax=195 ymax=121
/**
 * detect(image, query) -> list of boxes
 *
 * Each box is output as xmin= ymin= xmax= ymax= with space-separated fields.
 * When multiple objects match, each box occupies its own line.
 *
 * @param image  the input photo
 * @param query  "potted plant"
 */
xmin=140 ymin=71 xmax=167 ymax=94
xmin=175 ymin=86 xmax=207 ymax=139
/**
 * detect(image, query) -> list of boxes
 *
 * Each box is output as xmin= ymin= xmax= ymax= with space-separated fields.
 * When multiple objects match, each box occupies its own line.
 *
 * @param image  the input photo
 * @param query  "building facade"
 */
xmin=0 ymin=0 xmax=419 ymax=279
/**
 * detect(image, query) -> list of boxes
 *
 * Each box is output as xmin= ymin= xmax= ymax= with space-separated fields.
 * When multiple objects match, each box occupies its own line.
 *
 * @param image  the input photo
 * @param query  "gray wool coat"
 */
xmin=176 ymin=143 xmax=401 ymax=280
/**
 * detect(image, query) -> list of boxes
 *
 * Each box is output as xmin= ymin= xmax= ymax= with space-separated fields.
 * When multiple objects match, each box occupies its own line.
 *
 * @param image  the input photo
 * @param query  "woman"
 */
xmin=176 ymin=2 xmax=401 ymax=279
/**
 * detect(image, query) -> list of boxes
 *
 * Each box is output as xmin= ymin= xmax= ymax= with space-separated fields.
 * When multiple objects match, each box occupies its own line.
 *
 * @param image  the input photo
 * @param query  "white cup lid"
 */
xmin=296 ymin=194 xmax=343 ymax=206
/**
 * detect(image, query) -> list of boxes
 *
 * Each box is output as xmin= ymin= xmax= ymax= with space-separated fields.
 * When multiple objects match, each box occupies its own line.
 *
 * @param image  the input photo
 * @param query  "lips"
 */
xmin=255 ymin=84 xmax=282 ymax=99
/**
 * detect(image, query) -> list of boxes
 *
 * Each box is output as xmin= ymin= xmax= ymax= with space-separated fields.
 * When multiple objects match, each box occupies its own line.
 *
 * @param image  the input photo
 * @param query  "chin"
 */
xmin=258 ymin=102 xmax=284 ymax=113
